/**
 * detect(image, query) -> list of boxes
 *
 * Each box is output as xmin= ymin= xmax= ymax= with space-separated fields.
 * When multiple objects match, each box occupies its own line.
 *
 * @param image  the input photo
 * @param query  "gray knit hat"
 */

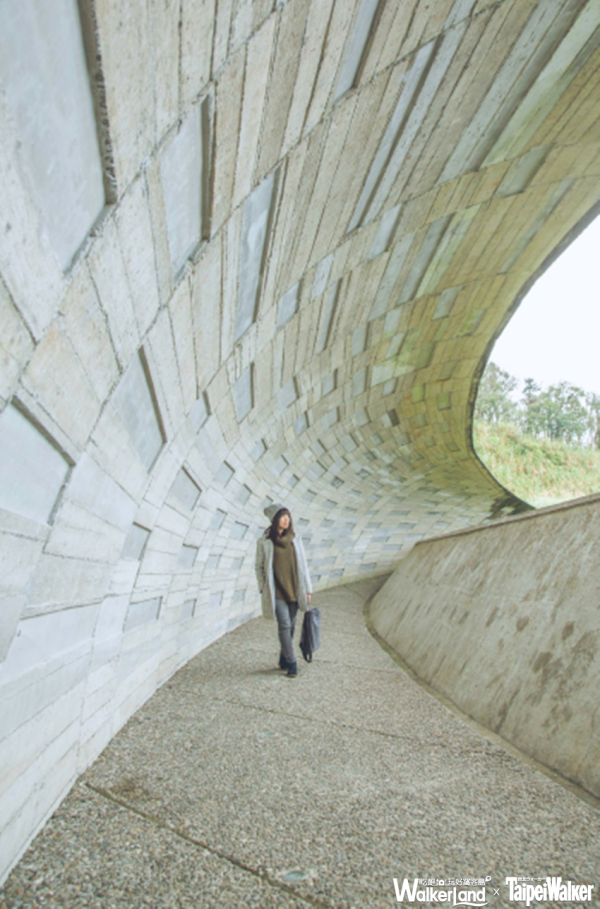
xmin=263 ymin=503 xmax=286 ymax=521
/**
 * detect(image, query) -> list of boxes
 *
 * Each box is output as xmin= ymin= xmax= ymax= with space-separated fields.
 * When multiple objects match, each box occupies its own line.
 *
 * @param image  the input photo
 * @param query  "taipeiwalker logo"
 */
xmin=506 ymin=876 xmax=595 ymax=905
xmin=394 ymin=877 xmax=490 ymax=906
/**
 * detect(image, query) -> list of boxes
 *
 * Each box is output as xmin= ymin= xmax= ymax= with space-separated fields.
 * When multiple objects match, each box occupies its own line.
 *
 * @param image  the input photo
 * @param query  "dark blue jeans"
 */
xmin=275 ymin=598 xmax=298 ymax=665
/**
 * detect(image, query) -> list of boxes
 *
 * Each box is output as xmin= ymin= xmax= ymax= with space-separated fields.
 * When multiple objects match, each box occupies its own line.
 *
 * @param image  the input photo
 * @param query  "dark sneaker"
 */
xmin=286 ymin=662 xmax=298 ymax=677
xmin=279 ymin=654 xmax=289 ymax=670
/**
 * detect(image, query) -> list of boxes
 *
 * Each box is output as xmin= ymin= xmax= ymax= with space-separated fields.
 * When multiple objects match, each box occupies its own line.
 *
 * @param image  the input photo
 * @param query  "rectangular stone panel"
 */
xmin=124 ymin=597 xmax=162 ymax=632
xmin=170 ymin=468 xmax=201 ymax=510
xmin=0 ymin=403 xmax=71 ymax=525
xmin=195 ymin=427 xmax=222 ymax=475
xmin=0 ymin=0 xmax=105 ymax=270
xmin=352 ymin=368 xmax=368 ymax=397
xmin=121 ymin=523 xmax=151 ymax=561
xmin=215 ymin=462 xmax=235 ymax=486
xmin=277 ymin=378 xmax=298 ymax=410
xmin=233 ymin=17 xmax=276 ymax=206
xmin=351 ymin=324 xmax=368 ymax=356
xmin=113 ymin=351 xmax=165 ymax=472
xmin=369 ymin=232 xmax=416 ymax=320
xmin=499 ymin=178 xmax=575 ymax=273
xmin=210 ymin=509 xmax=227 ymax=530
xmin=160 ymin=104 xmax=204 ymax=276
xmin=181 ymin=599 xmax=196 ymax=620
xmin=178 ymin=544 xmax=199 ymax=568
xmin=321 ymin=370 xmax=337 ymax=396
xmin=369 ymin=204 xmax=402 ymax=259
xmin=250 ymin=439 xmax=266 ymax=461
xmin=433 ymin=286 xmax=462 ymax=320
xmin=307 ymin=462 xmax=326 ymax=480
xmin=277 ymin=282 xmax=300 ymax=328
xmin=348 ymin=39 xmax=436 ymax=231
xmin=230 ymin=522 xmax=248 ymax=540
xmin=321 ymin=408 xmax=339 ymax=430
xmin=66 ymin=453 xmax=136 ymax=532
xmin=495 ymin=145 xmax=551 ymax=197
xmin=294 ymin=413 xmax=309 ymax=435
xmin=334 ymin=0 xmax=383 ymax=99
xmin=272 ymin=455 xmax=289 ymax=477
xmin=316 ymin=281 xmax=340 ymax=354
xmin=311 ymin=254 xmax=334 ymax=299
xmin=398 ymin=217 xmax=451 ymax=304
xmin=237 ymin=485 xmax=252 ymax=504
xmin=189 ymin=392 xmax=210 ymax=432
xmin=234 ymin=366 xmax=254 ymax=422
xmin=368 ymin=22 xmax=467 ymax=220
xmin=234 ymin=171 xmax=277 ymax=341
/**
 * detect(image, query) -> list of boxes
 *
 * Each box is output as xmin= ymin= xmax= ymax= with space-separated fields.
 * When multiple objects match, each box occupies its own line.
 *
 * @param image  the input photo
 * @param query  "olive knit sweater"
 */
xmin=272 ymin=529 xmax=298 ymax=603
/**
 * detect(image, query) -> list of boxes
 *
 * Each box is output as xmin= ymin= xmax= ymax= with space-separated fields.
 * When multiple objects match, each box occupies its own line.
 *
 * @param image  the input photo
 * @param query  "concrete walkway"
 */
xmin=1 ymin=579 xmax=599 ymax=908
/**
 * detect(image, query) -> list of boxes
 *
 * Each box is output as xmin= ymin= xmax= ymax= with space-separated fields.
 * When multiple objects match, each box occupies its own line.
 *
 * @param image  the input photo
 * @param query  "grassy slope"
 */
xmin=472 ymin=422 xmax=600 ymax=509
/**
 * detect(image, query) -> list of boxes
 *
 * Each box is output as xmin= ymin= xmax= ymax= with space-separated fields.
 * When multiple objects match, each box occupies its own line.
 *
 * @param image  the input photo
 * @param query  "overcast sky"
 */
xmin=490 ymin=214 xmax=600 ymax=397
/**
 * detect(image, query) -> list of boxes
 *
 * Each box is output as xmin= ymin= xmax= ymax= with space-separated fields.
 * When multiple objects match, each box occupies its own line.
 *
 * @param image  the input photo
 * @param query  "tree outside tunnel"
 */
xmin=474 ymin=364 xmax=600 ymax=507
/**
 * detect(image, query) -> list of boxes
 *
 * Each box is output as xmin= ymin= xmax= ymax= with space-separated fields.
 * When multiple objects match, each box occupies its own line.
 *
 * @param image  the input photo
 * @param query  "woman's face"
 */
xmin=278 ymin=513 xmax=291 ymax=533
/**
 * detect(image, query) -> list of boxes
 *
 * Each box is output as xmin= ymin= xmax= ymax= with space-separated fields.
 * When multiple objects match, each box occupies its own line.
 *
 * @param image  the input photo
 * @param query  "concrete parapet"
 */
xmin=370 ymin=494 xmax=600 ymax=798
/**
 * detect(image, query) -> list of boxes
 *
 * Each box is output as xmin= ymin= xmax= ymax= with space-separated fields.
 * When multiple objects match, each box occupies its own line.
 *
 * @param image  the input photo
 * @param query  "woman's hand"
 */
xmin=307 ymin=593 xmax=311 ymax=604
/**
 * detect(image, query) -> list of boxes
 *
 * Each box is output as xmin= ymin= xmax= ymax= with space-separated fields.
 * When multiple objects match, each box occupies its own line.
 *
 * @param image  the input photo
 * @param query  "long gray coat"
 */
xmin=255 ymin=532 xmax=312 ymax=620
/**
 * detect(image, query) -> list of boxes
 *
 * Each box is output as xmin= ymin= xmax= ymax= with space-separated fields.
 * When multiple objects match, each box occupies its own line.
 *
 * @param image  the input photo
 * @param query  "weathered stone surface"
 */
xmin=0 ymin=279 xmax=34 ymax=407
xmin=59 ymin=266 xmax=119 ymax=404
xmin=145 ymin=159 xmax=174 ymax=307
xmin=233 ymin=17 xmax=276 ymax=208
xmin=116 ymin=176 xmax=161 ymax=338
xmin=160 ymin=108 xmax=204 ymax=277
xmin=88 ymin=216 xmax=140 ymax=370
xmin=213 ymin=49 xmax=246 ymax=232
xmin=21 ymin=325 xmax=101 ymax=450
xmin=1 ymin=0 xmax=600 ymax=888
xmin=371 ymin=495 xmax=600 ymax=798
xmin=0 ymin=0 xmax=105 ymax=272
xmin=93 ymin=0 xmax=156 ymax=189
xmin=0 ymin=96 xmax=64 ymax=340
xmin=180 ymin=0 xmax=215 ymax=108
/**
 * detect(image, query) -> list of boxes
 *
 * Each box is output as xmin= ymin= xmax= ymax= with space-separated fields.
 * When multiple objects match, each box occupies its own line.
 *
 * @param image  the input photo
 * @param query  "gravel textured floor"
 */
xmin=1 ymin=577 xmax=599 ymax=908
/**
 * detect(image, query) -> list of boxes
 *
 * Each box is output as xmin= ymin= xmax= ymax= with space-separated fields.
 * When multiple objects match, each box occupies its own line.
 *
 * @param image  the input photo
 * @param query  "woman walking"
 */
xmin=255 ymin=504 xmax=312 ymax=677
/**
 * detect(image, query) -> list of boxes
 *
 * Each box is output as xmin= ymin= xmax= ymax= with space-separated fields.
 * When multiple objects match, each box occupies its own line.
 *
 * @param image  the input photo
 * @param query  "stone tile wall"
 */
xmin=1 ymin=0 xmax=600 ymax=884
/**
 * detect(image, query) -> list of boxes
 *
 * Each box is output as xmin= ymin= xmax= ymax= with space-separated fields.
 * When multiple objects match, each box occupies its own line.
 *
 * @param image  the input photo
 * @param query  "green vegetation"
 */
xmin=473 ymin=363 xmax=600 ymax=508
xmin=473 ymin=422 xmax=600 ymax=508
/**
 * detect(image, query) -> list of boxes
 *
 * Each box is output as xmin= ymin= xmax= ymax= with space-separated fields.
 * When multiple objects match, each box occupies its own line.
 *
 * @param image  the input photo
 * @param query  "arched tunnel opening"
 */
xmin=0 ymin=0 xmax=599 ymax=901
xmin=473 ymin=214 xmax=600 ymax=507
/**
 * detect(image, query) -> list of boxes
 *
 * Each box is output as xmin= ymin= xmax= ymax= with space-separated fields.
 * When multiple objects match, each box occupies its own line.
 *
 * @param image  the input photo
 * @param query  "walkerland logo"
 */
xmin=506 ymin=877 xmax=595 ymax=905
xmin=394 ymin=879 xmax=488 ymax=906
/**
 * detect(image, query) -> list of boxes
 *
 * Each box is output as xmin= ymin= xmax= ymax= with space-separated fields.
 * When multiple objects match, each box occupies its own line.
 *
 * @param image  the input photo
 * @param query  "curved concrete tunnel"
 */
xmin=1 ymin=0 xmax=600 ymax=883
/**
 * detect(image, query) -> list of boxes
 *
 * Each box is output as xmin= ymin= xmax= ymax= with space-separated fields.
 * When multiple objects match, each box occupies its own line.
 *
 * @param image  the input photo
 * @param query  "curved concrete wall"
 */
xmin=370 ymin=494 xmax=600 ymax=799
xmin=1 ymin=0 xmax=600 ymax=882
